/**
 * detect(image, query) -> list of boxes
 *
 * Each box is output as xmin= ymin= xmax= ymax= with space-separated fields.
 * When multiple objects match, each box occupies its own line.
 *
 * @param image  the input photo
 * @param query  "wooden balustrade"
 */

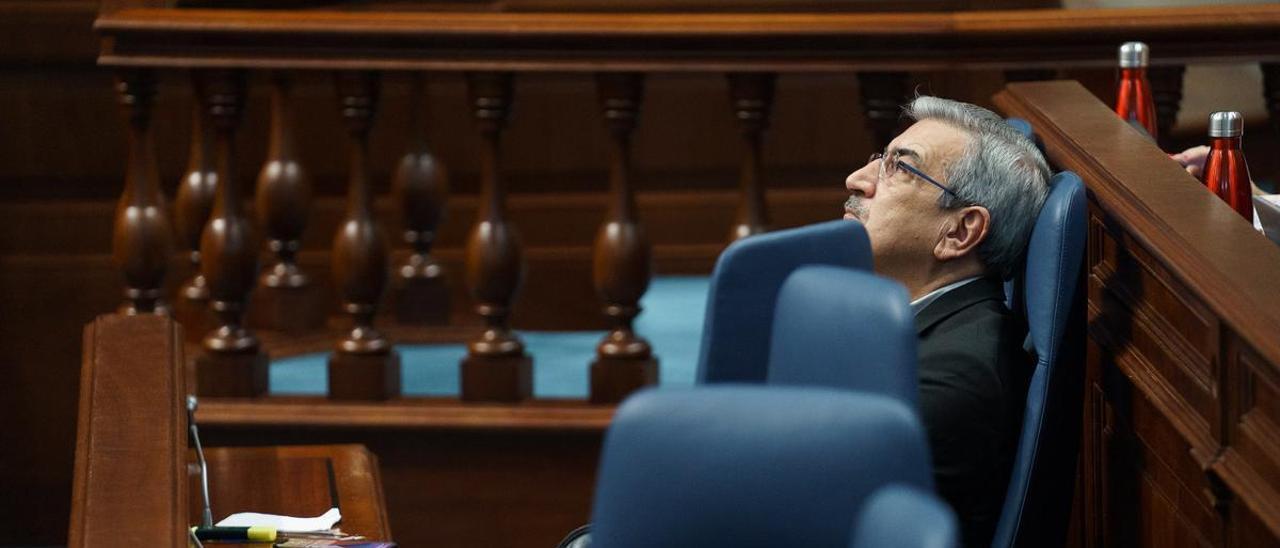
xmin=727 ymin=72 xmax=775 ymax=241
xmin=329 ymin=71 xmax=400 ymax=401
xmin=193 ymin=69 xmax=268 ymax=398
xmin=174 ymin=94 xmax=218 ymax=340
xmin=1148 ymin=65 xmax=1186 ymax=148
xmin=460 ymin=72 xmax=532 ymax=403
xmin=91 ymin=4 xmax=1280 ymax=405
xmin=589 ymin=72 xmax=656 ymax=404
xmin=1265 ymin=63 xmax=1280 ymax=137
xmin=856 ymin=71 xmax=910 ymax=153
xmin=392 ymin=74 xmax=451 ymax=326
xmin=253 ymin=71 xmax=322 ymax=333
xmin=111 ymin=68 xmax=172 ymax=316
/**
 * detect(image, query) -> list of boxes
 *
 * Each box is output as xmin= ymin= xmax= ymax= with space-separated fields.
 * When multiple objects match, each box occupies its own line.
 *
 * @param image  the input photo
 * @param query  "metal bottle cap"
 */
xmin=1118 ymin=42 xmax=1149 ymax=68
xmin=1208 ymin=111 xmax=1244 ymax=138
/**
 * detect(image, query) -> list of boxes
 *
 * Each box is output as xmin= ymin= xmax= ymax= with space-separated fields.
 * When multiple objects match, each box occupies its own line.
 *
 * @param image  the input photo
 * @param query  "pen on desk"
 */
xmin=192 ymin=526 xmax=278 ymax=542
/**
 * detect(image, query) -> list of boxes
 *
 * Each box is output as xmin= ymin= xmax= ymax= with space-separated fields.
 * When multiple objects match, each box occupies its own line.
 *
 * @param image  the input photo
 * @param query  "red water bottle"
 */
xmin=1114 ymin=41 xmax=1158 ymax=138
xmin=1200 ymin=111 xmax=1253 ymax=221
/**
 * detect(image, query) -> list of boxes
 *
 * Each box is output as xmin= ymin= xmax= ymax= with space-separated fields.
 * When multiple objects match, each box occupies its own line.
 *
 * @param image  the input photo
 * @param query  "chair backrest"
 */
xmin=1003 ymin=116 xmax=1046 ymax=316
xmin=851 ymin=485 xmax=959 ymax=548
xmin=991 ymin=171 xmax=1087 ymax=548
xmin=767 ymin=265 xmax=918 ymax=406
xmin=590 ymin=385 xmax=934 ymax=548
xmin=696 ymin=220 xmax=872 ymax=384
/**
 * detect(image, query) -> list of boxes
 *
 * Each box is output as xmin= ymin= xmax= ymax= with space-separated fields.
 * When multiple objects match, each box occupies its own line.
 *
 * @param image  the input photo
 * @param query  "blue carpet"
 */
xmin=270 ymin=276 xmax=710 ymax=398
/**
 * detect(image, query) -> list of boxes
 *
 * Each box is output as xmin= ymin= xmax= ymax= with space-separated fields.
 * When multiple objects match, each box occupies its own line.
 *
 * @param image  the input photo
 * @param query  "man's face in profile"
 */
xmin=843 ymin=119 xmax=970 ymax=275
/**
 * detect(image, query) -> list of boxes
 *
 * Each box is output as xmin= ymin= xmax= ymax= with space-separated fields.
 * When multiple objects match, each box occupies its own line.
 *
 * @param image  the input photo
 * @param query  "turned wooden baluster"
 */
xmin=194 ymin=69 xmax=267 ymax=397
xmin=328 ymin=71 xmax=400 ymax=401
xmin=727 ymin=73 xmax=776 ymax=241
xmin=173 ymin=95 xmax=218 ymax=339
xmin=393 ymin=74 xmax=451 ymax=325
xmin=460 ymin=72 xmax=531 ymax=403
xmin=253 ymin=72 xmax=322 ymax=333
xmin=112 ymin=69 xmax=173 ymax=316
xmin=857 ymin=71 xmax=910 ymax=152
xmin=1263 ymin=64 xmax=1280 ymax=139
xmin=1148 ymin=65 xmax=1186 ymax=149
xmin=589 ymin=73 xmax=658 ymax=404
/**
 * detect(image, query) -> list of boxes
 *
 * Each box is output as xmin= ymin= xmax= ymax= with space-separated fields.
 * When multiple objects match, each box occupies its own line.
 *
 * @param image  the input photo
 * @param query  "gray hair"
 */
xmin=904 ymin=96 xmax=1051 ymax=280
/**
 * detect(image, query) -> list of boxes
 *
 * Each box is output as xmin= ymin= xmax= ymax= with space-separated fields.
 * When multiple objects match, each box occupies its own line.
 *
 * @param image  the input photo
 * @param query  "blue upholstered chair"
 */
xmin=696 ymin=220 xmax=872 ymax=384
xmin=767 ymin=265 xmax=918 ymax=406
xmin=590 ymin=386 xmax=948 ymax=548
xmin=852 ymin=485 xmax=959 ymax=548
xmin=991 ymin=171 xmax=1087 ymax=548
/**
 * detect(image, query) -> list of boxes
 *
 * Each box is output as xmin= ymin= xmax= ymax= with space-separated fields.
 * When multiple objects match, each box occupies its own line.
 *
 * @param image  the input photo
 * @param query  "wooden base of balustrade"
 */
xmin=174 ymin=297 xmax=215 ymax=344
xmin=250 ymin=284 xmax=325 ymax=334
xmin=394 ymin=276 xmax=451 ymax=326
xmin=589 ymin=356 xmax=658 ymax=404
xmin=460 ymin=354 xmax=533 ymax=403
xmin=195 ymin=349 xmax=269 ymax=398
xmin=328 ymin=351 xmax=401 ymax=401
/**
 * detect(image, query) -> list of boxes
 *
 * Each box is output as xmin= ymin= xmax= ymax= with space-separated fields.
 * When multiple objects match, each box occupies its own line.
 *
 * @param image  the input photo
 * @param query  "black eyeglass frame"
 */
xmin=869 ymin=152 xmax=971 ymax=206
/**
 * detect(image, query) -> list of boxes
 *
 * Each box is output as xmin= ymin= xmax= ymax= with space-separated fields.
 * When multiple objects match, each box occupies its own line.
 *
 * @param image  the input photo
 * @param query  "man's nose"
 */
xmin=845 ymin=160 xmax=878 ymax=197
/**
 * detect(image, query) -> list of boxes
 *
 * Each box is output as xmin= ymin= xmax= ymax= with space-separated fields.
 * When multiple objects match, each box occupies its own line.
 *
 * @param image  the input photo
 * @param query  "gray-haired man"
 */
xmin=843 ymin=96 xmax=1050 ymax=547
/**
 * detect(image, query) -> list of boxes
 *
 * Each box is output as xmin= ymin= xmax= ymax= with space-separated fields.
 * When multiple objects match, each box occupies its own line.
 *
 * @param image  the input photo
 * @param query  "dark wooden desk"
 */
xmin=190 ymin=444 xmax=393 ymax=544
xmin=70 ymin=316 xmax=393 ymax=547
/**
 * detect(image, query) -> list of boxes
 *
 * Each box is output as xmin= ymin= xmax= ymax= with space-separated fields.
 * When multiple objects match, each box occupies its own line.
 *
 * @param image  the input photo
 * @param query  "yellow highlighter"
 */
xmin=192 ymin=526 xmax=279 ymax=542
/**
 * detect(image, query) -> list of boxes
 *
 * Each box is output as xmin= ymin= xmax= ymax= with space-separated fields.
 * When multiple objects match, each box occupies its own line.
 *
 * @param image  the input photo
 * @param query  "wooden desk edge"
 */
xmin=198 ymin=398 xmax=617 ymax=432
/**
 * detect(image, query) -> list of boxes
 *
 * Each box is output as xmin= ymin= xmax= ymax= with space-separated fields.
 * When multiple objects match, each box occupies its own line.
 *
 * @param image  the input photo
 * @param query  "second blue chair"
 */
xmin=767 ymin=265 xmax=918 ymax=406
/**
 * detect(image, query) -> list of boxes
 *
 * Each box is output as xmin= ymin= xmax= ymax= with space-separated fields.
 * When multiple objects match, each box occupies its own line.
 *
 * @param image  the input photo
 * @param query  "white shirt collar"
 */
xmin=909 ymin=276 xmax=984 ymax=316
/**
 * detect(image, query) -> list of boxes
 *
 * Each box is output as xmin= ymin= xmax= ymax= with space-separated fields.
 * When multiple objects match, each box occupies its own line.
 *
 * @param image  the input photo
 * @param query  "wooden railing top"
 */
xmin=95 ymin=4 xmax=1280 ymax=71
xmin=995 ymin=80 xmax=1280 ymax=370
xmin=69 ymin=314 xmax=188 ymax=547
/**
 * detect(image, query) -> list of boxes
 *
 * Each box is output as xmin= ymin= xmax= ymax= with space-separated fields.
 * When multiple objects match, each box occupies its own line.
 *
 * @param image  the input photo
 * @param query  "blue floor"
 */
xmin=270 ymin=276 xmax=711 ymax=398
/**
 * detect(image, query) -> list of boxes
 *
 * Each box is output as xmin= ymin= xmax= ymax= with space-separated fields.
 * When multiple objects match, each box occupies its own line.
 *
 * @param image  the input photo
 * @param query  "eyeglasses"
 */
xmin=869 ymin=152 xmax=967 ymax=204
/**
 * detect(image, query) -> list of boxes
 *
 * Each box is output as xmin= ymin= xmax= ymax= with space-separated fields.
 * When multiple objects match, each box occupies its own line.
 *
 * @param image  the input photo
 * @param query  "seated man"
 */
xmin=843 ymin=96 xmax=1050 ymax=547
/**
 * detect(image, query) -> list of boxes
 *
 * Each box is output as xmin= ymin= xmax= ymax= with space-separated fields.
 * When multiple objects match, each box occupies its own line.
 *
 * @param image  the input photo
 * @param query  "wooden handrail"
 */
xmin=95 ymin=5 xmax=1280 ymax=71
xmin=995 ymin=80 xmax=1280 ymax=371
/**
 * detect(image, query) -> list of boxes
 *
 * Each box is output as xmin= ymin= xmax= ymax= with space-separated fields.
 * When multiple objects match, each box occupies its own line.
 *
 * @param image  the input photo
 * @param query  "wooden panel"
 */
xmin=199 ymin=399 xmax=607 ymax=548
xmin=1215 ymin=337 xmax=1280 ymax=540
xmin=997 ymin=81 xmax=1280 ymax=548
xmin=68 ymin=314 xmax=188 ymax=547
xmin=191 ymin=445 xmax=393 ymax=541
xmin=1088 ymin=210 xmax=1219 ymax=455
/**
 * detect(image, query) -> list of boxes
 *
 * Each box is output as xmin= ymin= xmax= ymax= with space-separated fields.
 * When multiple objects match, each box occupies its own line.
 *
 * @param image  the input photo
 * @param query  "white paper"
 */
xmin=216 ymin=507 xmax=342 ymax=533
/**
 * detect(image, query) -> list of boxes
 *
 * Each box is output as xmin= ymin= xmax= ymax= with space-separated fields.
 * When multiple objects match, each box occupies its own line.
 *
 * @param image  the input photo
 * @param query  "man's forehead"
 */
xmin=888 ymin=120 xmax=968 ymax=164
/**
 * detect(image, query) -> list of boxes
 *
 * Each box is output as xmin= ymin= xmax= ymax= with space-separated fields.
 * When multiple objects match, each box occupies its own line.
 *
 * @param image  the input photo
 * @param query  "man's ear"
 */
xmin=934 ymin=206 xmax=990 ymax=261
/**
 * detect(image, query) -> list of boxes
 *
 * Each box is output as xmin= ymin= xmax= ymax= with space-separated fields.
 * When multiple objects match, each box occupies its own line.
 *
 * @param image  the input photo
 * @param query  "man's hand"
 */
xmin=1170 ymin=145 xmax=1210 ymax=178
xmin=1171 ymin=144 xmax=1266 ymax=195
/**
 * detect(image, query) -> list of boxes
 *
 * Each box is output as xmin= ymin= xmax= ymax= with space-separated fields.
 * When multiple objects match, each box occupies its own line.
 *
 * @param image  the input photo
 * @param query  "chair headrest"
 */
xmin=1024 ymin=171 xmax=1087 ymax=364
xmin=698 ymin=220 xmax=872 ymax=383
xmin=768 ymin=266 xmax=917 ymax=406
xmin=1006 ymin=118 xmax=1034 ymax=139
xmin=591 ymin=386 xmax=933 ymax=548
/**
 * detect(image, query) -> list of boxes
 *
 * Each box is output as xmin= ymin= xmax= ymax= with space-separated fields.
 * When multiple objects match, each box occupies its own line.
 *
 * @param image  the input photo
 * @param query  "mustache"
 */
xmin=844 ymin=195 xmax=868 ymax=219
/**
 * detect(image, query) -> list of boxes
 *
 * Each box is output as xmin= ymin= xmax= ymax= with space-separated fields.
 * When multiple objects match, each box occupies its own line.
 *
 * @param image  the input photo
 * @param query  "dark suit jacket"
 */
xmin=916 ymin=277 xmax=1031 ymax=548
